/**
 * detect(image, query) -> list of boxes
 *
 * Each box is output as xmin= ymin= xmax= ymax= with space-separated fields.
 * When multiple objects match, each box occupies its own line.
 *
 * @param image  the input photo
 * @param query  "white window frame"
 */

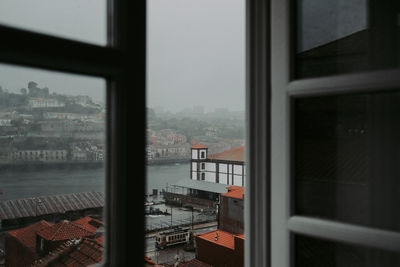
xmin=265 ymin=0 xmax=400 ymax=266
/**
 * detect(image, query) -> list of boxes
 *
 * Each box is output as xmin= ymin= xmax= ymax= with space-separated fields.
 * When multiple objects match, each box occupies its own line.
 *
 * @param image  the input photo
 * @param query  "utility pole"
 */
xmin=191 ymin=206 xmax=194 ymax=230
xmin=170 ymin=206 xmax=173 ymax=227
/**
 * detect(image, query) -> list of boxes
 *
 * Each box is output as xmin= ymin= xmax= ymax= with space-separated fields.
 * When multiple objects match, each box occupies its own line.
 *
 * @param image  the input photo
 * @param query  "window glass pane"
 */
xmin=295 ymin=234 xmax=400 ymax=267
xmin=295 ymin=91 xmax=400 ymax=231
xmin=295 ymin=0 xmax=400 ymax=78
xmin=0 ymin=0 xmax=106 ymax=45
xmin=145 ymin=0 xmax=246 ymax=265
xmin=0 ymin=64 xmax=106 ymax=266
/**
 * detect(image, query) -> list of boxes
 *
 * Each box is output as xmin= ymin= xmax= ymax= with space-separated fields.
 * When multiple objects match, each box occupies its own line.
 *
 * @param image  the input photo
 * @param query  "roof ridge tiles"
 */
xmin=207 ymin=146 xmax=245 ymax=162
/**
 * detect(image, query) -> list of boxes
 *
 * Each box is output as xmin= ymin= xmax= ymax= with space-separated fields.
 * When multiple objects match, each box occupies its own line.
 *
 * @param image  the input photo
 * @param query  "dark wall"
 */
xmin=219 ymin=196 xmax=244 ymax=234
xmin=196 ymin=236 xmax=243 ymax=267
xmin=5 ymin=234 xmax=38 ymax=267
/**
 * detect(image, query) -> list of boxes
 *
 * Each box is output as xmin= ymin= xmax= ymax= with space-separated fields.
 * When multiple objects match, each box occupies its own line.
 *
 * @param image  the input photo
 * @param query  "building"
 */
xmin=162 ymin=258 xmax=212 ymax=267
xmin=5 ymin=216 xmax=104 ymax=267
xmin=194 ymin=186 xmax=245 ymax=267
xmin=5 ymin=220 xmax=53 ymax=267
xmin=196 ymin=230 xmax=244 ymax=267
xmin=147 ymin=143 xmax=191 ymax=161
xmin=28 ymin=98 xmax=65 ymax=109
xmin=43 ymin=112 xmax=90 ymax=120
xmin=31 ymin=237 xmax=104 ymax=266
xmin=191 ymin=144 xmax=245 ymax=186
xmin=11 ymin=149 xmax=67 ymax=162
xmin=218 ymin=186 xmax=244 ymax=234
xmin=0 ymin=192 xmax=104 ymax=228
xmin=0 ymin=118 xmax=11 ymax=126
xmin=0 ymin=143 xmax=15 ymax=163
xmin=71 ymin=146 xmax=88 ymax=161
xmin=164 ymin=145 xmax=246 ymax=208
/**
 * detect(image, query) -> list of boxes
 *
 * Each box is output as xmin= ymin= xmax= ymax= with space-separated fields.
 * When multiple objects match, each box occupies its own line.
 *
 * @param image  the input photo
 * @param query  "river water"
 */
xmin=146 ymin=163 xmax=189 ymax=195
xmin=0 ymin=163 xmax=190 ymax=201
xmin=0 ymin=167 xmax=105 ymax=201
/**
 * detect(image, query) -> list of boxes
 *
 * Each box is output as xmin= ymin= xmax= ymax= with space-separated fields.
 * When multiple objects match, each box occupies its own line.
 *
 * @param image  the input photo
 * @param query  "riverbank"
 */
xmin=0 ymin=161 xmax=103 ymax=171
xmin=146 ymin=158 xmax=189 ymax=165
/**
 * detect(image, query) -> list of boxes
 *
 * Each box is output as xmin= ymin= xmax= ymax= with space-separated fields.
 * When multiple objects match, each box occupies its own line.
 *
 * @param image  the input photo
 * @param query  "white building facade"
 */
xmin=190 ymin=144 xmax=246 ymax=187
xmin=28 ymin=98 xmax=65 ymax=108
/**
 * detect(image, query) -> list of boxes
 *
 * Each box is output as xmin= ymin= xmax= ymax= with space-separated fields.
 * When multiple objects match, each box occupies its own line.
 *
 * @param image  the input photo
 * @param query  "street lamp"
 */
xmin=33 ymin=198 xmax=43 ymax=217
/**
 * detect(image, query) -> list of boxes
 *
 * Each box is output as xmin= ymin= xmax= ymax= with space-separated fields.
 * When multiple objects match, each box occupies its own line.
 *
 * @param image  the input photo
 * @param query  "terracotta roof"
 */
xmin=73 ymin=216 xmax=103 ymax=232
xmin=62 ymin=238 xmax=103 ymax=266
xmin=236 ymin=234 xmax=245 ymax=240
xmin=197 ymin=230 xmax=236 ymax=250
xmin=162 ymin=258 xmax=212 ymax=267
xmin=8 ymin=220 xmax=54 ymax=252
xmin=208 ymin=146 xmax=245 ymax=162
xmin=191 ymin=144 xmax=208 ymax=149
xmin=145 ymin=256 xmax=156 ymax=265
xmin=221 ymin=186 xmax=244 ymax=199
xmin=95 ymin=235 xmax=104 ymax=245
xmin=178 ymin=259 xmax=212 ymax=267
xmin=37 ymin=220 xmax=95 ymax=241
xmin=44 ymin=238 xmax=104 ymax=266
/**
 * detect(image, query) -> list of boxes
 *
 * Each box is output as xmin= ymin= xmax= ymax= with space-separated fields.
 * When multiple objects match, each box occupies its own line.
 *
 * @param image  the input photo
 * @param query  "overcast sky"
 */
xmin=0 ymin=0 xmax=245 ymax=112
xmin=0 ymin=0 xmax=367 ymax=110
xmin=0 ymin=0 xmax=106 ymax=102
xmin=147 ymin=0 xmax=246 ymax=113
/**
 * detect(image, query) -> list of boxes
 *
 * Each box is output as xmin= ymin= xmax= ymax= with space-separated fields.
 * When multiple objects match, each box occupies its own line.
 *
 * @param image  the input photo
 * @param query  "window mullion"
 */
xmin=288 ymin=68 xmax=400 ymax=97
xmin=0 ymin=25 xmax=123 ymax=78
xmin=288 ymin=216 xmax=400 ymax=252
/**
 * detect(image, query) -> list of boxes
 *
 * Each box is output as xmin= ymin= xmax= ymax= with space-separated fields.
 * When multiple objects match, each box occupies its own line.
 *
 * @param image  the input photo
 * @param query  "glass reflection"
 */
xmin=295 ymin=91 xmax=400 ymax=231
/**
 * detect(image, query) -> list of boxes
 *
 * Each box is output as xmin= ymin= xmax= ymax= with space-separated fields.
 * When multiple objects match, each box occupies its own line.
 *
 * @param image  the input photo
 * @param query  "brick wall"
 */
xmin=196 ymin=236 xmax=244 ymax=267
xmin=5 ymin=234 xmax=38 ymax=267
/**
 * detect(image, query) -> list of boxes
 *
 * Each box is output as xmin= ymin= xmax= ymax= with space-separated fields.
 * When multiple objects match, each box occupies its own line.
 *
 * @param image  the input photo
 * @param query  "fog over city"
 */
xmin=147 ymin=0 xmax=245 ymax=113
xmin=0 ymin=0 xmax=245 ymax=113
xmin=0 ymin=65 xmax=106 ymax=103
xmin=0 ymin=0 xmax=370 ymax=113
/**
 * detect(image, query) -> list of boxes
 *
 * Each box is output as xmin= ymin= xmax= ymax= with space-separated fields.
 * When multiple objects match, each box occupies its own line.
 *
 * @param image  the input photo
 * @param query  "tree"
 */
xmin=20 ymin=88 xmax=27 ymax=95
xmin=42 ymin=87 xmax=49 ymax=97
xmin=10 ymin=117 xmax=24 ymax=128
xmin=28 ymin=81 xmax=39 ymax=97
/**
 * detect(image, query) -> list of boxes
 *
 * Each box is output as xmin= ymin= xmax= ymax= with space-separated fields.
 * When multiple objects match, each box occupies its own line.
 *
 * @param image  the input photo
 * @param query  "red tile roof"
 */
xmin=8 ymin=220 xmax=54 ymax=252
xmin=191 ymin=144 xmax=208 ymax=149
xmin=73 ymin=216 xmax=103 ymax=232
xmin=236 ymin=234 xmax=245 ymax=240
xmin=145 ymin=256 xmax=156 ymax=265
xmin=95 ymin=235 xmax=104 ymax=245
xmin=37 ymin=220 xmax=95 ymax=241
xmin=197 ymin=230 xmax=236 ymax=250
xmin=45 ymin=238 xmax=104 ymax=266
xmin=221 ymin=186 xmax=244 ymax=199
xmin=208 ymin=146 xmax=245 ymax=162
xmin=178 ymin=258 xmax=213 ymax=267
xmin=65 ymin=238 xmax=103 ymax=265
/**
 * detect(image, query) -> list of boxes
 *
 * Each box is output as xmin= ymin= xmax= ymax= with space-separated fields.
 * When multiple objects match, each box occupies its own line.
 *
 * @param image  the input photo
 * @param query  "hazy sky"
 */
xmin=147 ymin=0 xmax=246 ymax=113
xmin=0 ymin=0 xmax=106 ymax=102
xmin=0 ymin=0 xmax=365 ymax=110
xmin=0 ymin=0 xmax=245 ymax=111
